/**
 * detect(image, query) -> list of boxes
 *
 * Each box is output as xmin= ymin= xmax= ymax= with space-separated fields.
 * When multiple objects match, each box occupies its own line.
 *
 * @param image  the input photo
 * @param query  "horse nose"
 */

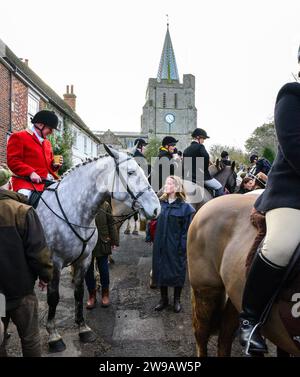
xmin=153 ymin=208 xmax=158 ymax=217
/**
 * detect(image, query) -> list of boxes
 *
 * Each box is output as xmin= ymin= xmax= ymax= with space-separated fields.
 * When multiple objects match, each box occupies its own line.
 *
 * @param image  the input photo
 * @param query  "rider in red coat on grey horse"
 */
xmin=7 ymin=110 xmax=63 ymax=199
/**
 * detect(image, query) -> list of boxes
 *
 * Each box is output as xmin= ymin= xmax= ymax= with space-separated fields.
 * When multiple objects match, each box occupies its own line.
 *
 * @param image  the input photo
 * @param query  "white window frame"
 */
xmin=27 ymin=90 xmax=40 ymax=127
xmin=73 ymin=127 xmax=78 ymax=149
xmin=84 ymin=135 xmax=87 ymax=154
xmin=56 ymin=114 xmax=63 ymax=135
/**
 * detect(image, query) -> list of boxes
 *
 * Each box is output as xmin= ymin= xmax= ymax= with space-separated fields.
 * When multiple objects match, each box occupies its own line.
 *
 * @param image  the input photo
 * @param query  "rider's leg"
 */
xmin=239 ymin=207 xmax=300 ymax=354
xmin=204 ymin=178 xmax=224 ymax=197
xmin=17 ymin=189 xmax=33 ymax=198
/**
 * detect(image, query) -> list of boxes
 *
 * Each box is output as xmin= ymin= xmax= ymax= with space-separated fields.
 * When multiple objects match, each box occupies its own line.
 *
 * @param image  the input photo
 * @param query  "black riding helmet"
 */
xmin=162 ymin=136 xmax=178 ymax=146
xmin=134 ymin=138 xmax=148 ymax=149
xmin=191 ymin=128 xmax=210 ymax=139
xmin=250 ymin=154 xmax=258 ymax=163
xmin=31 ymin=110 xmax=59 ymax=130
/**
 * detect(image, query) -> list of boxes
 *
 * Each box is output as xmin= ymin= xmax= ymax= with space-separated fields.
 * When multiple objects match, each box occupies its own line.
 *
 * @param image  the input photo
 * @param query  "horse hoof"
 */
xmin=132 ymin=230 xmax=138 ymax=235
xmin=124 ymin=230 xmax=130 ymax=235
xmin=79 ymin=330 xmax=96 ymax=343
xmin=48 ymin=339 xmax=66 ymax=353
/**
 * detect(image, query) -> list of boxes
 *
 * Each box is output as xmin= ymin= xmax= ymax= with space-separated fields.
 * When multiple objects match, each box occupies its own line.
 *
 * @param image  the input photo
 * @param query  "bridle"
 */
xmin=13 ymin=154 xmax=152 ymax=266
xmin=247 ymin=172 xmax=266 ymax=188
xmin=111 ymin=155 xmax=152 ymax=211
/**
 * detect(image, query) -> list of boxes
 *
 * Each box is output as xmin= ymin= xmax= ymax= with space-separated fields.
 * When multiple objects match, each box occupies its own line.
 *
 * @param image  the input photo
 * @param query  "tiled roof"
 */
xmin=1 ymin=40 xmax=100 ymax=143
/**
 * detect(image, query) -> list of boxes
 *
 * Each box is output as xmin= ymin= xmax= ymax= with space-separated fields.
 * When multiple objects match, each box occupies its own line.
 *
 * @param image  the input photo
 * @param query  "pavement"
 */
xmin=5 ymin=219 xmax=276 ymax=357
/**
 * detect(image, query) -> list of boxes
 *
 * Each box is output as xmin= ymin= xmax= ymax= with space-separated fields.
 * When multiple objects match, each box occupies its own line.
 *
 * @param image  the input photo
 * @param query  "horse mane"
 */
xmin=60 ymin=154 xmax=108 ymax=180
xmin=59 ymin=149 xmax=135 ymax=180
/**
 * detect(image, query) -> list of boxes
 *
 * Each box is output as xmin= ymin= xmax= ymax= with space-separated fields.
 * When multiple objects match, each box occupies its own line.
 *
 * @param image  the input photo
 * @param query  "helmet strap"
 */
xmin=34 ymin=124 xmax=47 ymax=139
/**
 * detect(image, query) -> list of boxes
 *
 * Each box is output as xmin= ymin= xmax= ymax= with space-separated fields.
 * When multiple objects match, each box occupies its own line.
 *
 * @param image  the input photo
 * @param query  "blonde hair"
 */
xmin=160 ymin=175 xmax=187 ymax=202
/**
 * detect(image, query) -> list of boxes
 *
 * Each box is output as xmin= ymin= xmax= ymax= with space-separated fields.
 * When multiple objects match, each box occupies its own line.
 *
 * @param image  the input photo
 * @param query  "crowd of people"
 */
xmin=0 ymin=107 xmax=274 ymax=356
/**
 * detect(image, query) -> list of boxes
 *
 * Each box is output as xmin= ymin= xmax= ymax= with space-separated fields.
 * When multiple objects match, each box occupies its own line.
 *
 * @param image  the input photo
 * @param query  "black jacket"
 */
xmin=255 ymin=82 xmax=300 ymax=212
xmin=133 ymin=148 xmax=151 ymax=181
xmin=152 ymin=147 xmax=178 ymax=191
xmin=0 ymin=190 xmax=53 ymax=309
xmin=251 ymin=158 xmax=271 ymax=176
xmin=183 ymin=141 xmax=211 ymax=181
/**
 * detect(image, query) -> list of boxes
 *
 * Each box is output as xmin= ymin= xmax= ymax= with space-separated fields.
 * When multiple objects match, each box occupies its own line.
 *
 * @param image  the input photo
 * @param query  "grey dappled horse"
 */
xmin=112 ymin=160 xmax=237 ymax=219
xmin=36 ymin=145 xmax=160 ymax=352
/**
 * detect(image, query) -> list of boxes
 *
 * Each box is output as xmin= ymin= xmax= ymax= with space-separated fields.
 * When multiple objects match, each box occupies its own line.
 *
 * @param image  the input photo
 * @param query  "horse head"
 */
xmin=209 ymin=160 xmax=237 ymax=193
xmin=103 ymin=144 xmax=160 ymax=219
xmin=225 ymin=161 xmax=237 ymax=193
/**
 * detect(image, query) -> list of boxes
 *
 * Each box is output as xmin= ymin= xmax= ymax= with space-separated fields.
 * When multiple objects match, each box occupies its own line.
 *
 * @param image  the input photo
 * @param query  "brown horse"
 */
xmin=187 ymin=193 xmax=300 ymax=357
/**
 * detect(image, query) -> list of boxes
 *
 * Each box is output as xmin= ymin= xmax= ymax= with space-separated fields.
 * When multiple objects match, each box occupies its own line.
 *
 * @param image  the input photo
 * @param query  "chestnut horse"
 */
xmin=187 ymin=193 xmax=300 ymax=357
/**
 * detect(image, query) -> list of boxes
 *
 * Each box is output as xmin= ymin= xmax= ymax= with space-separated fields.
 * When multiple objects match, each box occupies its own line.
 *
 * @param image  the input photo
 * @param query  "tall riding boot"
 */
xmin=174 ymin=287 xmax=182 ymax=313
xmin=101 ymin=288 xmax=110 ymax=308
xmin=86 ymin=289 xmax=97 ymax=310
xmin=239 ymin=251 xmax=285 ymax=354
xmin=154 ymin=287 xmax=168 ymax=311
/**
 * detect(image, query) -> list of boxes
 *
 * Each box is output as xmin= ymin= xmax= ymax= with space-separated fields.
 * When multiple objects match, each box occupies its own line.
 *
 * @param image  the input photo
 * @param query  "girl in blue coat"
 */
xmin=152 ymin=176 xmax=195 ymax=313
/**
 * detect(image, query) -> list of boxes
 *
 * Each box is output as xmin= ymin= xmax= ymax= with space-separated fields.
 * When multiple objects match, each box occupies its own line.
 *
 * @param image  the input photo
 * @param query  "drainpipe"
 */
xmin=8 ymin=71 xmax=13 ymax=134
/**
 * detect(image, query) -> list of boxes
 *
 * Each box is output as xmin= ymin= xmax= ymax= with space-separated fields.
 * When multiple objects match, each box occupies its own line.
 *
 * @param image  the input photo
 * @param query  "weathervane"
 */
xmin=166 ymin=14 xmax=169 ymax=28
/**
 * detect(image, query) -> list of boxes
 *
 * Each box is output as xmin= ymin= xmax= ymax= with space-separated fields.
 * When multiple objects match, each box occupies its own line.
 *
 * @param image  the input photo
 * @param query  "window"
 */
xmin=84 ymin=136 xmax=87 ymax=154
xmin=73 ymin=129 xmax=78 ymax=148
xmin=174 ymin=93 xmax=177 ymax=109
xmin=27 ymin=92 xmax=39 ymax=127
xmin=163 ymin=93 xmax=166 ymax=108
xmin=56 ymin=114 xmax=63 ymax=135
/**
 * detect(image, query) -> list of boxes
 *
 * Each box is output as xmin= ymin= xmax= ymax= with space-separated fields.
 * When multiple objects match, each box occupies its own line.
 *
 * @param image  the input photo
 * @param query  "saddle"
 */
xmin=247 ymin=209 xmax=300 ymax=350
xmin=28 ymin=180 xmax=56 ymax=209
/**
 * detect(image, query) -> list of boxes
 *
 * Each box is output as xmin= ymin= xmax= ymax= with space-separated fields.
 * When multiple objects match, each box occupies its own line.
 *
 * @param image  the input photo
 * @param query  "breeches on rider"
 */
xmin=261 ymin=208 xmax=300 ymax=267
xmin=18 ymin=173 xmax=55 ymax=199
xmin=204 ymin=178 xmax=224 ymax=197
xmin=240 ymin=207 xmax=300 ymax=354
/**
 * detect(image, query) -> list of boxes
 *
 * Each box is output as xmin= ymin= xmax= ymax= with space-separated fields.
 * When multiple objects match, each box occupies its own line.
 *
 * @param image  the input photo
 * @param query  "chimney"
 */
xmin=19 ymin=58 xmax=29 ymax=66
xmin=63 ymin=84 xmax=76 ymax=111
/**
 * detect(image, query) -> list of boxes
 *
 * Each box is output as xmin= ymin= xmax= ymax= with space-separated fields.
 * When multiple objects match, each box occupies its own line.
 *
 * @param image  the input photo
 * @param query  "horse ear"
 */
xmin=231 ymin=161 xmax=236 ymax=171
xmin=103 ymin=144 xmax=119 ymax=160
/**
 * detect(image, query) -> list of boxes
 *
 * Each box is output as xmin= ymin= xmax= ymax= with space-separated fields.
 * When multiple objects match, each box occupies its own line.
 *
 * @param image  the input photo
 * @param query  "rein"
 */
xmin=247 ymin=172 xmax=267 ymax=188
xmin=98 ymin=207 xmax=138 ymax=225
xmin=13 ymin=155 xmax=149 ymax=265
xmin=14 ymin=175 xmax=96 ymax=267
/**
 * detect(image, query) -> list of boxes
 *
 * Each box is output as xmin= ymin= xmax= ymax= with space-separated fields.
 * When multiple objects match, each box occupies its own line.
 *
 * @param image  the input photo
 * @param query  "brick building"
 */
xmin=0 ymin=39 xmax=100 ymax=166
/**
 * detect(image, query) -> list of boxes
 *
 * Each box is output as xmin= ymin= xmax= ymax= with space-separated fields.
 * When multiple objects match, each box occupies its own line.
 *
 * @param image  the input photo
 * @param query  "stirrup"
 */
xmin=244 ymin=321 xmax=267 ymax=355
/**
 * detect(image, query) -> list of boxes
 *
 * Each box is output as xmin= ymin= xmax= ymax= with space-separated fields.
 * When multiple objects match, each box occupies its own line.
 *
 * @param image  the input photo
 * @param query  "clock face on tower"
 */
xmin=165 ymin=113 xmax=175 ymax=124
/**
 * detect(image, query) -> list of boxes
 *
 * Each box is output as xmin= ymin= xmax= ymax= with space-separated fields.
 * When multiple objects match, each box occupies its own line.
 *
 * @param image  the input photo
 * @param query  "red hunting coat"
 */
xmin=7 ymin=129 xmax=59 ymax=192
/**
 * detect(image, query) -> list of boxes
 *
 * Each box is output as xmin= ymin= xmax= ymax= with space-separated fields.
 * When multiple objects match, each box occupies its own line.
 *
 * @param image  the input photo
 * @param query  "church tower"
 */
xmin=141 ymin=24 xmax=197 ymax=151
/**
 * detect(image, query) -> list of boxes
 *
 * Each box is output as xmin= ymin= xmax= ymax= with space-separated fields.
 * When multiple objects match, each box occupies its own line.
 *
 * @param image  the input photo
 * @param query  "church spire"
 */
xmin=157 ymin=23 xmax=179 ymax=83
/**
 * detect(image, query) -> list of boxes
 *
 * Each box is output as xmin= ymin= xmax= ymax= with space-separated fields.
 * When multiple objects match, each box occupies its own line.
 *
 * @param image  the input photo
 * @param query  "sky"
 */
xmin=1 ymin=0 xmax=300 ymax=150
